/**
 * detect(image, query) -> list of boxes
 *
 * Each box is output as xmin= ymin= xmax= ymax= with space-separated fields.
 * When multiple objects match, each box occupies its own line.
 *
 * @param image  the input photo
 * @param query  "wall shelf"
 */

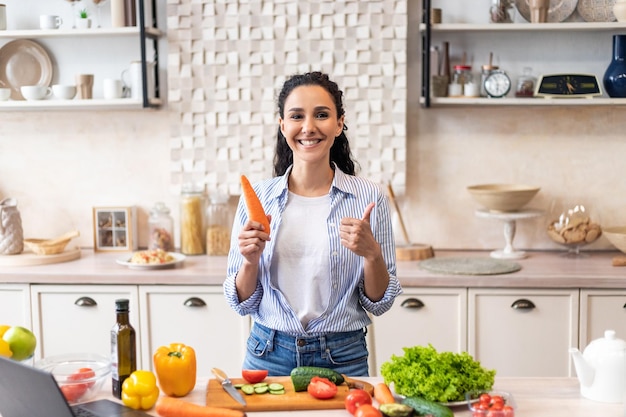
xmin=420 ymin=97 xmax=626 ymax=107
xmin=0 ymin=98 xmax=162 ymax=111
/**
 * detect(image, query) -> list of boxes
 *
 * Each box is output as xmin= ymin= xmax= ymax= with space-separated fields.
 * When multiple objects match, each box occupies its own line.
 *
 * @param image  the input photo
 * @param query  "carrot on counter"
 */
xmin=155 ymin=396 xmax=245 ymax=417
xmin=373 ymin=382 xmax=396 ymax=405
xmin=240 ymin=175 xmax=270 ymax=235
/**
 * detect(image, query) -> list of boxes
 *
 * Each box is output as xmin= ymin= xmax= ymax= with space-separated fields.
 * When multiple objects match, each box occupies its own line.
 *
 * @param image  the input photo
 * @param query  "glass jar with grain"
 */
xmin=180 ymin=184 xmax=206 ymax=255
xmin=205 ymin=192 xmax=233 ymax=256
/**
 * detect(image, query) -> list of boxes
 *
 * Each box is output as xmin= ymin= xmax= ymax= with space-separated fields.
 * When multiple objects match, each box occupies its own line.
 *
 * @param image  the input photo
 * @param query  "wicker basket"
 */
xmin=23 ymin=230 xmax=80 ymax=255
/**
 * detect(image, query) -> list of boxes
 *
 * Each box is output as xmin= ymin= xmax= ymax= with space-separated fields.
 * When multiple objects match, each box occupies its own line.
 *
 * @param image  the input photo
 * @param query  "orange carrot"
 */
xmin=155 ymin=396 xmax=245 ymax=417
xmin=373 ymin=382 xmax=395 ymax=405
xmin=240 ymin=175 xmax=270 ymax=234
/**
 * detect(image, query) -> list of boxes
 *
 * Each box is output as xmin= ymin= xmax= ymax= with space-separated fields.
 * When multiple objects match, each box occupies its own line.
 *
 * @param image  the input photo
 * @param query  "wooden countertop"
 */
xmin=98 ymin=376 xmax=622 ymax=416
xmin=1 ymin=249 xmax=624 ymax=288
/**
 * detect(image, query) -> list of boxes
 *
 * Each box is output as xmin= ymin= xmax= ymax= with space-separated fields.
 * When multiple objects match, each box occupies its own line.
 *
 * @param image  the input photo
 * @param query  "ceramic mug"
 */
xmin=529 ymin=0 xmax=550 ymax=23
xmin=103 ymin=78 xmax=123 ymax=99
xmin=40 ymin=15 xmax=63 ymax=30
xmin=20 ymin=85 xmax=52 ymax=101
xmin=52 ymin=84 xmax=77 ymax=100
xmin=0 ymin=87 xmax=10 ymax=101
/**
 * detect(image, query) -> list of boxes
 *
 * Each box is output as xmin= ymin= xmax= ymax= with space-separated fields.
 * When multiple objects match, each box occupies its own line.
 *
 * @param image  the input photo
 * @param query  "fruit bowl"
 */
xmin=466 ymin=390 xmax=516 ymax=417
xmin=467 ymin=184 xmax=540 ymax=212
xmin=34 ymin=353 xmax=110 ymax=404
xmin=603 ymin=226 xmax=626 ymax=254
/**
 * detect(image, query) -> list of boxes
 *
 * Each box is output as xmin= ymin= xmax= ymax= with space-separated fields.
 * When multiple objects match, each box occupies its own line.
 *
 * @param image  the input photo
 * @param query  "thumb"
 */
xmin=361 ymin=202 xmax=375 ymax=223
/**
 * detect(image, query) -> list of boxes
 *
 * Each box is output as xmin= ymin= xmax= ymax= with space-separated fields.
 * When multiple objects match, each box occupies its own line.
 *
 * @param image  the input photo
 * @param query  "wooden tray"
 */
xmin=206 ymin=376 xmax=373 ymax=412
xmin=0 ymin=246 xmax=81 ymax=266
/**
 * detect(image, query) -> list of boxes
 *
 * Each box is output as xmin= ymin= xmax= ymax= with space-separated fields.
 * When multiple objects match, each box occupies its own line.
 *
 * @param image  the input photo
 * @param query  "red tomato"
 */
xmin=354 ymin=404 xmax=382 ymax=417
xmin=60 ymin=384 xmax=88 ymax=403
xmin=479 ymin=393 xmax=492 ymax=406
xmin=344 ymin=389 xmax=373 ymax=415
xmin=68 ymin=367 xmax=96 ymax=388
xmin=241 ymin=369 xmax=268 ymax=384
xmin=307 ymin=376 xmax=338 ymax=400
xmin=503 ymin=405 xmax=515 ymax=417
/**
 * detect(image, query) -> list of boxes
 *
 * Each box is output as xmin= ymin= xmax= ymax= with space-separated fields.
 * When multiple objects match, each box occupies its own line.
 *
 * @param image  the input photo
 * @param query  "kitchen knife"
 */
xmin=211 ymin=367 xmax=247 ymax=406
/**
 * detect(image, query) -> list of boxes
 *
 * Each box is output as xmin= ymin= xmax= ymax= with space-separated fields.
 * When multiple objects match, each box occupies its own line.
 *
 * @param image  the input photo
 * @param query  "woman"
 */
xmin=224 ymin=71 xmax=401 ymax=376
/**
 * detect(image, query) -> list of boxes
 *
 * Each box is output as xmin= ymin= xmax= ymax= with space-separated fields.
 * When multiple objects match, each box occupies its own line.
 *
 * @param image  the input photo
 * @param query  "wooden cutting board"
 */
xmin=206 ymin=376 xmax=373 ymax=411
xmin=0 ymin=246 xmax=81 ymax=266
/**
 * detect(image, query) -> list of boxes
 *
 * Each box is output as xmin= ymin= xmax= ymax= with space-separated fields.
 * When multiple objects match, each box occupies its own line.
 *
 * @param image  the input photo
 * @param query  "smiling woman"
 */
xmin=224 ymin=71 xmax=402 ymax=377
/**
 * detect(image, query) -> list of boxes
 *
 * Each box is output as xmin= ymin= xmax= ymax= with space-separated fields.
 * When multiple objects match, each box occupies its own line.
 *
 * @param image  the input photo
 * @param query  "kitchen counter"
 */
xmin=1 ymin=249 xmax=624 ymax=288
xmin=97 ymin=376 xmax=623 ymax=416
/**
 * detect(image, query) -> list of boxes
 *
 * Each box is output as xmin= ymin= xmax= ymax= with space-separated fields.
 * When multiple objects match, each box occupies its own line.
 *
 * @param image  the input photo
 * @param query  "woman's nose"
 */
xmin=301 ymin=118 xmax=316 ymax=133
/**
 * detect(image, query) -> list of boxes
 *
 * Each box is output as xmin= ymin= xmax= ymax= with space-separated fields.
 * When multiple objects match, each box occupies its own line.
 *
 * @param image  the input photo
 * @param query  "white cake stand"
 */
xmin=475 ymin=208 xmax=544 ymax=259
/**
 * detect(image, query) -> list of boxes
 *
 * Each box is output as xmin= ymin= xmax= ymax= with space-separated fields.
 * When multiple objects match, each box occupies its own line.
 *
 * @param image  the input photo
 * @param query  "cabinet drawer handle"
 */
xmin=74 ymin=296 xmax=97 ymax=307
xmin=400 ymin=298 xmax=425 ymax=309
xmin=184 ymin=297 xmax=206 ymax=307
xmin=511 ymin=299 xmax=535 ymax=310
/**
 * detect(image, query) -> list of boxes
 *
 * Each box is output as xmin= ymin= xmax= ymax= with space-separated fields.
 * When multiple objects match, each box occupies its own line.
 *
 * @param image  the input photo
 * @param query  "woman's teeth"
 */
xmin=299 ymin=139 xmax=321 ymax=146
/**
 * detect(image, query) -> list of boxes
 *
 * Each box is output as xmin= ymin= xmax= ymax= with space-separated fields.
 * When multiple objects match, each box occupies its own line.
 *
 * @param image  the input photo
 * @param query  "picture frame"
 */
xmin=92 ymin=206 xmax=138 ymax=252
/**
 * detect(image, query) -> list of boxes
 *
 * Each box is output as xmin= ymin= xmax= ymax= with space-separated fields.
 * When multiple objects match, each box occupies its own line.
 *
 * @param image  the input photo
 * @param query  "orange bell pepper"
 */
xmin=153 ymin=343 xmax=196 ymax=397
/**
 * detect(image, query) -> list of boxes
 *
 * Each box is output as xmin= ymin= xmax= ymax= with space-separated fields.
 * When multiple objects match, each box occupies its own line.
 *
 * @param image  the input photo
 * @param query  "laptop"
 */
xmin=0 ymin=356 xmax=151 ymax=417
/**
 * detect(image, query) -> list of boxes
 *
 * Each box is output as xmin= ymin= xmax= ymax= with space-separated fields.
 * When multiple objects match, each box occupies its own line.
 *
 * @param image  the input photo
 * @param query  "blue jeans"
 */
xmin=242 ymin=322 xmax=370 ymax=376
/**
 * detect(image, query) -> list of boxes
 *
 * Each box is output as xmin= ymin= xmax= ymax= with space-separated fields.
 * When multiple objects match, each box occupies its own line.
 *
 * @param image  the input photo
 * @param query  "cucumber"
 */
xmin=241 ymin=384 xmax=255 ymax=395
xmin=289 ymin=366 xmax=345 ymax=392
xmin=402 ymin=396 xmax=453 ymax=417
xmin=254 ymin=385 xmax=269 ymax=394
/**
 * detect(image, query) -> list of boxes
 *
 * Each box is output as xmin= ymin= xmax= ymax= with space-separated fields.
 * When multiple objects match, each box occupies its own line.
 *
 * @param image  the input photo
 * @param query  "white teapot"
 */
xmin=569 ymin=329 xmax=626 ymax=403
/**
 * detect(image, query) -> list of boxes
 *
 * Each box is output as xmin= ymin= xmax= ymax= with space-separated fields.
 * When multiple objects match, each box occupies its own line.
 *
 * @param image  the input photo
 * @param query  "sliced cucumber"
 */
xmin=241 ymin=384 xmax=255 ymax=395
xmin=254 ymin=385 xmax=269 ymax=394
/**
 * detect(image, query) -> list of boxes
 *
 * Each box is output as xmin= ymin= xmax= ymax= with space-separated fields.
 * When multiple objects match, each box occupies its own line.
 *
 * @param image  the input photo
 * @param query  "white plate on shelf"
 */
xmin=515 ymin=0 xmax=579 ymax=22
xmin=0 ymin=39 xmax=53 ymax=100
xmin=116 ymin=252 xmax=186 ymax=270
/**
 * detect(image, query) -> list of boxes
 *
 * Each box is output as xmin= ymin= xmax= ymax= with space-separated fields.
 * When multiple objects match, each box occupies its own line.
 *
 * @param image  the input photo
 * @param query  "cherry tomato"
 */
xmin=503 ymin=405 xmax=515 ymax=417
xmin=344 ymin=389 xmax=373 ymax=415
xmin=479 ymin=393 xmax=492 ymax=406
xmin=241 ymin=369 xmax=268 ymax=384
xmin=307 ymin=376 xmax=338 ymax=400
xmin=354 ymin=404 xmax=382 ymax=417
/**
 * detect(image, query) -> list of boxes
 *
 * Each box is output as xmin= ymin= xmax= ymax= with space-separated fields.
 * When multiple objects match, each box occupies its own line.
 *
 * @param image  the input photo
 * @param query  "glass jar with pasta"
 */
xmin=205 ymin=192 xmax=233 ymax=256
xmin=148 ymin=202 xmax=174 ymax=251
xmin=180 ymin=183 xmax=206 ymax=255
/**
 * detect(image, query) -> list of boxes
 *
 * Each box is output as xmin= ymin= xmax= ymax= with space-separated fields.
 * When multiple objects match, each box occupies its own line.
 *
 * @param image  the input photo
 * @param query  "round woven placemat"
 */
xmin=418 ymin=257 xmax=522 ymax=275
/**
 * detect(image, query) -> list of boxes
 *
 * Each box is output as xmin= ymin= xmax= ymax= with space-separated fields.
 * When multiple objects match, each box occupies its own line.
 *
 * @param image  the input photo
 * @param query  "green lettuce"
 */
xmin=379 ymin=344 xmax=496 ymax=403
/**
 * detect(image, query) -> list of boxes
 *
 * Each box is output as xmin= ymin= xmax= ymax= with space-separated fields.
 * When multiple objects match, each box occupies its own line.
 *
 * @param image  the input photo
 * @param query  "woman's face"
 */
xmin=279 ymin=85 xmax=344 ymax=166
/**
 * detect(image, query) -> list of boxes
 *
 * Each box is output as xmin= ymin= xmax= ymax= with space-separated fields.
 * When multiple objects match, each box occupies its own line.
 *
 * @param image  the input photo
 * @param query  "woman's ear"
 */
xmin=336 ymin=115 xmax=345 ymax=137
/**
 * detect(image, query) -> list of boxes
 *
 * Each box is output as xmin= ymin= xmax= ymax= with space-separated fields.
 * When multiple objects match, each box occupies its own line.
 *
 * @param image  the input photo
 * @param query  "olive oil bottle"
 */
xmin=111 ymin=298 xmax=136 ymax=399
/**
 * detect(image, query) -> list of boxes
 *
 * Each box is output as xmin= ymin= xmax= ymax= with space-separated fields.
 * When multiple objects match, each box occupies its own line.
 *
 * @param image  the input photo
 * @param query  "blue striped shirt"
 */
xmin=224 ymin=166 xmax=402 ymax=336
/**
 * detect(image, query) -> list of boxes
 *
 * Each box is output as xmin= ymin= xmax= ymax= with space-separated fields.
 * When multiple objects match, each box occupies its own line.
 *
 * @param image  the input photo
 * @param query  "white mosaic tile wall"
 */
xmin=167 ymin=0 xmax=407 ymax=195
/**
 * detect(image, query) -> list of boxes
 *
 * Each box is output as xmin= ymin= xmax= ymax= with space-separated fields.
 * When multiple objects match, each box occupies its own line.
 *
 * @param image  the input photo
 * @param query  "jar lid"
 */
xmin=482 ymin=64 xmax=499 ymax=71
xmin=151 ymin=201 xmax=170 ymax=215
xmin=454 ymin=65 xmax=472 ymax=71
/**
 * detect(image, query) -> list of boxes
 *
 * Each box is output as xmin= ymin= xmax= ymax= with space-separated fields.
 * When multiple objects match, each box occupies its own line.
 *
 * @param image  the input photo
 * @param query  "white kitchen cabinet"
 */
xmin=369 ymin=288 xmax=467 ymax=376
xmin=30 ymin=285 xmax=140 ymax=363
xmin=139 ymin=286 xmax=250 ymax=377
xmin=579 ymin=289 xmax=626 ymax=347
xmin=0 ymin=284 xmax=31 ymax=328
xmin=468 ymin=288 xmax=579 ymax=377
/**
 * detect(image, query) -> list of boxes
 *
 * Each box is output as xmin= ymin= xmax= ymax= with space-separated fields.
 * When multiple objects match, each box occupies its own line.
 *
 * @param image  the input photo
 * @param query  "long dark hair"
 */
xmin=273 ymin=72 xmax=358 ymax=176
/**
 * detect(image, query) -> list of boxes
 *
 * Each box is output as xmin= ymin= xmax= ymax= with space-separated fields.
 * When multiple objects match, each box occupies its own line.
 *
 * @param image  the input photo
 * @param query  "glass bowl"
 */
xmin=466 ymin=390 xmax=516 ymax=417
xmin=546 ymin=202 xmax=602 ymax=258
xmin=34 ymin=353 xmax=111 ymax=404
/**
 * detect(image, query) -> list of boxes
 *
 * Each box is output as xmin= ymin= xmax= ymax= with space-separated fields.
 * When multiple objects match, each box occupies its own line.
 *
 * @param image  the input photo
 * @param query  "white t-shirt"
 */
xmin=270 ymin=191 xmax=331 ymax=329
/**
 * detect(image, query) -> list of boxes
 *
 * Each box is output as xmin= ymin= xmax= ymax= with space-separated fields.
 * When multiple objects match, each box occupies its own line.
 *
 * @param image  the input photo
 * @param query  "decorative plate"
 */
xmin=116 ymin=252 xmax=186 ymax=270
xmin=577 ymin=0 xmax=616 ymax=22
xmin=515 ymin=0 xmax=579 ymax=22
xmin=0 ymin=39 xmax=53 ymax=100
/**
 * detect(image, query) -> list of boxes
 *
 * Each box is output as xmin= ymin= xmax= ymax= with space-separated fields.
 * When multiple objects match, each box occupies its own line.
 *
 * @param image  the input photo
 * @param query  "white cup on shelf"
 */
xmin=52 ymin=84 xmax=77 ymax=100
xmin=103 ymin=78 xmax=124 ymax=99
xmin=20 ymin=85 xmax=52 ymax=101
xmin=0 ymin=87 xmax=11 ymax=101
xmin=40 ymin=15 xmax=63 ymax=30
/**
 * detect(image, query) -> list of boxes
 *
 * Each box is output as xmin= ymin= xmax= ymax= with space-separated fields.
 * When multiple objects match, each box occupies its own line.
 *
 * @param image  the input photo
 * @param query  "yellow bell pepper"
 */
xmin=0 ymin=325 xmax=13 ymax=358
xmin=121 ymin=370 xmax=160 ymax=410
xmin=153 ymin=343 xmax=196 ymax=397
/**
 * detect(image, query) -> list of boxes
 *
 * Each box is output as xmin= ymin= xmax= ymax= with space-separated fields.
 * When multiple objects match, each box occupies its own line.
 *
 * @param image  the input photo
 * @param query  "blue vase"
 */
xmin=603 ymin=34 xmax=626 ymax=98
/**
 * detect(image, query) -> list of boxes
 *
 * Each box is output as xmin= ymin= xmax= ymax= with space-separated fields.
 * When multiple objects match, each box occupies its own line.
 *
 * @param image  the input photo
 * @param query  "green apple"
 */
xmin=2 ymin=326 xmax=37 ymax=361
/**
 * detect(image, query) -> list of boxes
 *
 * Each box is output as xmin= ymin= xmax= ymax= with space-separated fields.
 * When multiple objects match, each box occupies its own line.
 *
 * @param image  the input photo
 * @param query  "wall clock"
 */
xmin=534 ymin=74 xmax=602 ymax=98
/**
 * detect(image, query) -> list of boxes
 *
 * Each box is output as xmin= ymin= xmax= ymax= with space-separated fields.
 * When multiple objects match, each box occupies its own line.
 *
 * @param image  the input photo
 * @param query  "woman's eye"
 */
xmin=316 ymin=112 xmax=329 ymax=119
xmin=289 ymin=114 xmax=303 ymax=120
